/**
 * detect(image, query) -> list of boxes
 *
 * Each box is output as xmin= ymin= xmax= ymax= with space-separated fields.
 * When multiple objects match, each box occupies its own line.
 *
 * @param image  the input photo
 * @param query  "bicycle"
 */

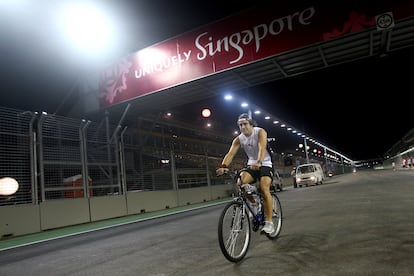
xmin=217 ymin=169 xmax=283 ymax=262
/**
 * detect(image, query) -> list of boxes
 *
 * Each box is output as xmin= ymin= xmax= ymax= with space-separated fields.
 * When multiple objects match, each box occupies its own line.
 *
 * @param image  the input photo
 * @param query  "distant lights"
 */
xmin=163 ymin=112 xmax=172 ymax=119
xmin=201 ymin=108 xmax=211 ymax=118
xmin=224 ymin=94 xmax=233 ymax=100
xmin=216 ymin=94 xmax=353 ymax=162
xmin=0 ymin=177 xmax=19 ymax=196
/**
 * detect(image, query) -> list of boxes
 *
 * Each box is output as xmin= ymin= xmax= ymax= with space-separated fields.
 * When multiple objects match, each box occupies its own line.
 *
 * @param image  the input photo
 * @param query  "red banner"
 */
xmin=99 ymin=1 xmax=414 ymax=108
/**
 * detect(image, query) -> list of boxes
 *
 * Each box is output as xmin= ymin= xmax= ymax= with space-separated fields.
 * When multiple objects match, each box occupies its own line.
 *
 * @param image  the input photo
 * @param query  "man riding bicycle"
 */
xmin=216 ymin=113 xmax=275 ymax=234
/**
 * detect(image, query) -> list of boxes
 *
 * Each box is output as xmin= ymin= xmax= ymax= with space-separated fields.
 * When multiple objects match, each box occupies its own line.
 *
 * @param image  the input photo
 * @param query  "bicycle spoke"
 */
xmin=227 ymin=207 xmax=244 ymax=255
xmin=218 ymin=201 xmax=251 ymax=262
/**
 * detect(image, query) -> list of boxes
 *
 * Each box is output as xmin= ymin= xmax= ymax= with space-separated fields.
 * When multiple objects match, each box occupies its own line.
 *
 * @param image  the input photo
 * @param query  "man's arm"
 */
xmin=256 ymin=128 xmax=268 ymax=165
xmin=216 ymin=137 xmax=240 ymax=175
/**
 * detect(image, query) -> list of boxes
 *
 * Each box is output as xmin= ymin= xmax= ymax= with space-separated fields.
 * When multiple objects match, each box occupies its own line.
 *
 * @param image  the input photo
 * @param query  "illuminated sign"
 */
xmin=99 ymin=1 xmax=413 ymax=108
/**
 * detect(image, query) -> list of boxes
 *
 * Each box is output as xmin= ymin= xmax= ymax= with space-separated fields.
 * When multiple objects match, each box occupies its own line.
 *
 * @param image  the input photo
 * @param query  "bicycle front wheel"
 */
xmin=218 ymin=200 xmax=251 ymax=263
xmin=265 ymin=193 xmax=283 ymax=240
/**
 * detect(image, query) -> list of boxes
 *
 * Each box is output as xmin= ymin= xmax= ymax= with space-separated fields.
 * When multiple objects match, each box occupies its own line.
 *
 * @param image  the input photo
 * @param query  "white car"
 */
xmin=295 ymin=163 xmax=324 ymax=187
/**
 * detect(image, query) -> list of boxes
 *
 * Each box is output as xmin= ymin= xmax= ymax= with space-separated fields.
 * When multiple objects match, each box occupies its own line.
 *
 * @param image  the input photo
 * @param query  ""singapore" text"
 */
xmin=195 ymin=6 xmax=315 ymax=64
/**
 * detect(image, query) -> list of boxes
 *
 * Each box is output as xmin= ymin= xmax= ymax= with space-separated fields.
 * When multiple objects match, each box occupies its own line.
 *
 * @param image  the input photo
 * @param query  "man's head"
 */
xmin=237 ymin=113 xmax=256 ymax=126
xmin=237 ymin=113 xmax=256 ymax=135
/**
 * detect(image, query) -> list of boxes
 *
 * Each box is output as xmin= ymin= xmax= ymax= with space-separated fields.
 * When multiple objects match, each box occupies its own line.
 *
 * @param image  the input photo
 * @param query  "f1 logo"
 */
xmin=376 ymin=12 xmax=394 ymax=31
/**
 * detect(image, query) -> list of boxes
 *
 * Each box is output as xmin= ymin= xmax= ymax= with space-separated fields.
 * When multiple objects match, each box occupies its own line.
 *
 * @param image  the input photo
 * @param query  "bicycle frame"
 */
xmin=234 ymin=187 xmax=265 ymax=231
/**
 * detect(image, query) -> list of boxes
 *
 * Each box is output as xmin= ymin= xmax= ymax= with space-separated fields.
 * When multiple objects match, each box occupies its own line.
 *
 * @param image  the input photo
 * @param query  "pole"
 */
xmin=304 ymin=137 xmax=309 ymax=164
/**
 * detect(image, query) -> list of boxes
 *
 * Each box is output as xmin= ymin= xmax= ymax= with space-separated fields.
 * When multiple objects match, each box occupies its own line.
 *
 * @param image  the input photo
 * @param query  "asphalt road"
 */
xmin=1 ymin=169 xmax=414 ymax=275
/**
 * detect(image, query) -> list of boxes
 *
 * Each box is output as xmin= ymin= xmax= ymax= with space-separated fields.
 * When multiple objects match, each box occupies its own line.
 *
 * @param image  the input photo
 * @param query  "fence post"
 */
xmin=80 ymin=120 xmax=91 ymax=197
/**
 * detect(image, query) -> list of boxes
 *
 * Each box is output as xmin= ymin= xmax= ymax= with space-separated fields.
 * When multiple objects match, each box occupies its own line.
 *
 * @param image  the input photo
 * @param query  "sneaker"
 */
xmin=262 ymin=221 xmax=274 ymax=234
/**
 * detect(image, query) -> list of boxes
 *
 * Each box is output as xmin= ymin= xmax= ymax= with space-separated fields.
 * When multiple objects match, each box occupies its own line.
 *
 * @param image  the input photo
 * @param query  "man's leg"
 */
xmin=240 ymin=170 xmax=255 ymax=203
xmin=260 ymin=177 xmax=273 ymax=220
xmin=260 ymin=176 xmax=274 ymax=233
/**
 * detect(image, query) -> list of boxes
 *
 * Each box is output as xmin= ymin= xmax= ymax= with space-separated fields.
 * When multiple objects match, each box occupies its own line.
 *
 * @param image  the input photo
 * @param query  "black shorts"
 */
xmin=240 ymin=166 xmax=274 ymax=183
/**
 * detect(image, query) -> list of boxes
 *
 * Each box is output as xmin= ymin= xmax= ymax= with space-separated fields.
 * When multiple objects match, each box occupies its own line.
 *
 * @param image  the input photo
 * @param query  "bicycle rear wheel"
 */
xmin=218 ymin=200 xmax=251 ymax=262
xmin=265 ymin=193 xmax=283 ymax=240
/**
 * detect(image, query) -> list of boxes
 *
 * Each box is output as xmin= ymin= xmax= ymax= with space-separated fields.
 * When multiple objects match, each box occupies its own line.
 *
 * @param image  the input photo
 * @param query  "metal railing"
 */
xmin=0 ymin=106 xmax=350 ymax=207
xmin=0 ymin=106 xmax=244 ymax=206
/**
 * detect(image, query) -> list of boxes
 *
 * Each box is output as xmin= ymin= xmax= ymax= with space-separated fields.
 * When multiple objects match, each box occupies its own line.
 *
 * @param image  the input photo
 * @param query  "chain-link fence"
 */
xmin=0 ymin=107 xmax=245 ymax=206
xmin=0 ymin=108 xmax=34 ymax=206
xmin=0 ymin=106 xmax=350 ymax=207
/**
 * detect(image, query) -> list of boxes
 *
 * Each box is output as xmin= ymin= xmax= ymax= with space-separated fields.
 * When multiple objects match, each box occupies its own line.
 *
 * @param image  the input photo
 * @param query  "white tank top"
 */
xmin=238 ymin=127 xmax=272 ymax=167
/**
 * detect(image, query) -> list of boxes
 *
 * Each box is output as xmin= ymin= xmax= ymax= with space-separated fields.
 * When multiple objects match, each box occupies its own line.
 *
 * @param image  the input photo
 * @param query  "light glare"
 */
xmin=0 ymin=177 xmax=19 ymax=196
xmin=58 ymin=1 xmax=118 ymax=60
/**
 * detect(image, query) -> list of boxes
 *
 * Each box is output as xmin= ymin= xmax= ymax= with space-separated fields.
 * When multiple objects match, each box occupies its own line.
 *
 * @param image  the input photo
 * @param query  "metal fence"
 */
xmin=120 ymin=117 xmax=245 ymax=192
xmin=0 ymin=106 xmax=349 ymax=207
xmin=0 ymin=106 xmax=245 ymax=206
xmin=0 ymin=108 xmax=34 ymax=205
